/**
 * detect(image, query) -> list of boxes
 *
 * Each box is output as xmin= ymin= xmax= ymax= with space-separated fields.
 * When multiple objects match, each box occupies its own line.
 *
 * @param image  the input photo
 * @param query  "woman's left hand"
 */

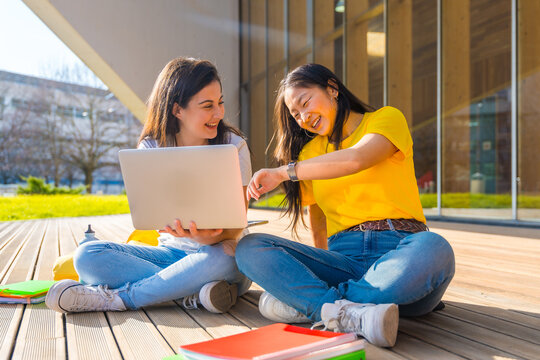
xmin=160 ymin=219 xmax=223 ymax=244
xmin=247 ymin=167 xmax=287 ymax=200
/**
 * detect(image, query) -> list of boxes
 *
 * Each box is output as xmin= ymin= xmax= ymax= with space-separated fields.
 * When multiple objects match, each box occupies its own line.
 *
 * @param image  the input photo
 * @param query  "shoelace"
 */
xmin=311 ymin=303 xmax=369 ymax=336
xmin=97 ymin=285 xmax=114 ymax=300
xmin=311 ymin=320 xmax=327 ymax=331
xmin=69 ymin=284 xmax=118 ymax=312
xmin=182 ymin=294 xmax=199 ymax=310
xmin=334 ymin=303 xmax=368 ymax=335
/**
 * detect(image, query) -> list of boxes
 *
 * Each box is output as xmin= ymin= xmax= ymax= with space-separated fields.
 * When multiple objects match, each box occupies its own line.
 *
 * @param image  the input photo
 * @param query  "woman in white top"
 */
xmin=45 ymin=57 xmax=252 ymax=314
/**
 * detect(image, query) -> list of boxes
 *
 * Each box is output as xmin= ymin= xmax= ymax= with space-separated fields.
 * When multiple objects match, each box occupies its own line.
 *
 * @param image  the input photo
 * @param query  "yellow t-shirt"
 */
xmin=298 ymin=106 xmax=426 ymax=237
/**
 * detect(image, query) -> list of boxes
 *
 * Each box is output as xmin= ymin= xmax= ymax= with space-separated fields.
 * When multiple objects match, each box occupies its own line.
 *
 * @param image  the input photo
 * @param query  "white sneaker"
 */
xmin=181 ymin=281 xmax=238 ymax=313
xmin=258 ymin=291 xmax=310 ymax=323
xmin=45 ymin=279 xmax=126 ymax=313
xmin=318 ymin=300 xmax=399 ymax=347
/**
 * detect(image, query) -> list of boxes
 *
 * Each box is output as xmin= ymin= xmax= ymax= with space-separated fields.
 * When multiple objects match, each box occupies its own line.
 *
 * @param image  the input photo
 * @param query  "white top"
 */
xmin=137 ymin=132 xmax=252 ymax=252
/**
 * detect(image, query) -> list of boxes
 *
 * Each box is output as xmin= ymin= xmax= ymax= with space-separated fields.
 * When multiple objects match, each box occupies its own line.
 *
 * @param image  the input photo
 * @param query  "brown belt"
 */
xmin=344 ymin=218 xmax=428 ymax=233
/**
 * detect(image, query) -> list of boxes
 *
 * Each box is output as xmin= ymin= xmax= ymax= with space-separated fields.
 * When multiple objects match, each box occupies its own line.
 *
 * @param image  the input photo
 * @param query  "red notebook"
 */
xmin=179 ymin=323 xmax=356 ymax=360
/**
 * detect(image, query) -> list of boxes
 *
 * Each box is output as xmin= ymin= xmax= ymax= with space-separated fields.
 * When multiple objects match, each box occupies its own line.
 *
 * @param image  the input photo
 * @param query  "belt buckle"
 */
xmin=359 ymin=223 xmax=366 ymax=231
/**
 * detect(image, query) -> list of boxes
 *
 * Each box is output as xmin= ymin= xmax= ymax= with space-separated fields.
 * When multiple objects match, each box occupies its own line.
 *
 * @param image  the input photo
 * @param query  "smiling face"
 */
xmin=174 ymin=80 xmax=225 ymax=146
xmin=284 ymin=84 xmax=338 ymax=137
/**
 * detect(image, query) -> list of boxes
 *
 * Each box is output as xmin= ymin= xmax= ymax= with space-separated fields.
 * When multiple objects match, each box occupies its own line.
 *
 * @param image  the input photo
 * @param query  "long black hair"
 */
xmin=273 ymin=63 xmax=374 ymax=231
xmin=140 ymin=57 xmax=244 ymax=147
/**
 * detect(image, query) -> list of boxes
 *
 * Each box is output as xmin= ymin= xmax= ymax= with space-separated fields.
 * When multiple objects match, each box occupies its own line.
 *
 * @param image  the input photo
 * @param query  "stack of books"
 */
xmin=167 ymin=323 xmax=365 ymax=360
xmin=0 ymin=280 xmax=56 ymax=304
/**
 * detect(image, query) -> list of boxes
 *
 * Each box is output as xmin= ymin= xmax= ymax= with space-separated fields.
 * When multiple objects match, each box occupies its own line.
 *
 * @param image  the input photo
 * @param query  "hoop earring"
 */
xmin=303 ymin=128 xmax=315 ymax=138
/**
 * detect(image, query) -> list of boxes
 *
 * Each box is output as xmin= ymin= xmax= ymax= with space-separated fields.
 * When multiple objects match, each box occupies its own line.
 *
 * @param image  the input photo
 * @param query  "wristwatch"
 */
xmin=287 ymin=161 xmax=299 ymax=182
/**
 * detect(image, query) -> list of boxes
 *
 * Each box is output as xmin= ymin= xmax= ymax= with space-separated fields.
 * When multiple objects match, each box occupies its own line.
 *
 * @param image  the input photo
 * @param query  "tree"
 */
xmin=38 ymin=63 xmax=140 ymax=193
xmin=0 ymin=81 xmax=35 ymax=184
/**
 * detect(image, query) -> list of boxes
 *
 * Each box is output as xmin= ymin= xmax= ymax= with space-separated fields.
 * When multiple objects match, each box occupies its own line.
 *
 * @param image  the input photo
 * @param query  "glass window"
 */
xmin=346 ymin=1 xmax=384 ymax=109
xmin=518 ymin=0 xmax=540 ymax=221
xmin=442 ymin=0 xmax=512 ymax=219
xmin=385 ymin=0 xmax=437 ymax=214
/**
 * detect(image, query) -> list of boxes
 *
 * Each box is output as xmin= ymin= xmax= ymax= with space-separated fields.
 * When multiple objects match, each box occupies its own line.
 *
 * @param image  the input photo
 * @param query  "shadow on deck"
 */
xmin=0 ymin=209 xmax=538 ymax=359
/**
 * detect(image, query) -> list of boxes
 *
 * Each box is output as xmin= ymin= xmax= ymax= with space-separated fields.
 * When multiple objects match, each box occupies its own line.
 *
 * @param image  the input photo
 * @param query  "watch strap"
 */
xmin=287 ymin=161 xmax=299 ymax=182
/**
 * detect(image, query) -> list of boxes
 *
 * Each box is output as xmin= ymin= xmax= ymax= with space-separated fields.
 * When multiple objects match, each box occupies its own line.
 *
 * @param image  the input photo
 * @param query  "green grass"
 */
xmin=251 ymin=192 xmax=540 ymax=209
xmin=0 ymin=195 xmax=130 ymax=221
xmin=4 ymin=192 xmax=540 ymax=222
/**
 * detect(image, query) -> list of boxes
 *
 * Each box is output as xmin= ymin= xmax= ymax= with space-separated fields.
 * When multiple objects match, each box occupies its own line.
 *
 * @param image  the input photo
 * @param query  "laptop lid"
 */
xmin=118 ymin=144 xmax=247 ymax=230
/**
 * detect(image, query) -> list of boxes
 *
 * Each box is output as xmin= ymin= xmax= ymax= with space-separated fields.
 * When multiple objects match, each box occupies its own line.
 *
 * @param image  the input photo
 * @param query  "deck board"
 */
xmin=0 ymin=211 xmax=539 ymax=359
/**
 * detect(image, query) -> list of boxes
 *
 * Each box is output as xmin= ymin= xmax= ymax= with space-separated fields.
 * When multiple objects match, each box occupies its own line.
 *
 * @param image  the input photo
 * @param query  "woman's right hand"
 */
xmin=159 ymin=219 xmax=223 ymax=244
xmin=247 ymin=167 xmax=288 ymax=200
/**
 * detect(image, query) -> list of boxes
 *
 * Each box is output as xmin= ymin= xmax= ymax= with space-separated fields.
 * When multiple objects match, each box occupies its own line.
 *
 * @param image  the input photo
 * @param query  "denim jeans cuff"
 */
xmin=310 ymin=287 xmax=342 ymax=322
xmin=116 ymin=283 xmax=137 ymax=310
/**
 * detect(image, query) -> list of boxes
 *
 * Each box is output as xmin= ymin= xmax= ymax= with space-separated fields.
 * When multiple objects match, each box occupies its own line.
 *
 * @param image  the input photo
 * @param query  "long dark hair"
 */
xmin=139 ymin=57 xmax=243 ymax=147
xmin=273 ymin=63 xmax=374 ymax=231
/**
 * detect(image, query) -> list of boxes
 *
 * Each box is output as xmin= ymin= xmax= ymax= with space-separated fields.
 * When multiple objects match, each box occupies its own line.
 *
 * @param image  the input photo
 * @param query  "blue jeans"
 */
xmin=235 ymin=227 xmax=455 ymax=322
xmin=73 ymin=241 xmax=252 ymax=309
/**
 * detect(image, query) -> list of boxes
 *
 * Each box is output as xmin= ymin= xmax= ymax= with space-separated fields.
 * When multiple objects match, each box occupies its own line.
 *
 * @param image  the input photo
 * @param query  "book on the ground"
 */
xmin=0 ymin=294 xmax=47 ymax=304
xmin=179 ymin=323 xmax=357 ymax=360
xmin=0 ymin=280 xmax=55 ymax=296
xmin=0 ymin=280 xmax=55 ymax=304
xmin=292 ymin=339 xmax=365 ymax=360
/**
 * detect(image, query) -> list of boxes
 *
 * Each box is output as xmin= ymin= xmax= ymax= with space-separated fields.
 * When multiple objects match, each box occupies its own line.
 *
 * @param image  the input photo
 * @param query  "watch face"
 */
xmin=287 ymin=162 xmax=298 ymax=181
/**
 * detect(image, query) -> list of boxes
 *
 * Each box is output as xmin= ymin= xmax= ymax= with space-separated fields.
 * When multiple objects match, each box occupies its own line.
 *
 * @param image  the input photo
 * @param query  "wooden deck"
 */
xmin=0 ymin=209 xmax=539 ymax=360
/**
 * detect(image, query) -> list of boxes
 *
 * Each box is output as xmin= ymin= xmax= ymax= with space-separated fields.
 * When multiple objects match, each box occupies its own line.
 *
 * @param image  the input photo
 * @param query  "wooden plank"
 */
xmin=65 ymin=312 xmax=122 ymax=360
xmin=106 ymin=310 xmax=174 ymax=360
xmin=416 ymin=312 xmax=540 ymax=359
xmin=0 ymin=222 xmax=37 ymax=280
xmin=10 ymin=303 xmax=65 ymax=360
xmin=441 ymin=303 xmax=540 ymax=345
xmin=180 ymin=302 xmax=251 ymax=339
xmin=399 ymin=317 xmax=519 ymax=359
xmin=142 ymin=302 xmax=213 ymax=351
xmin=392 ymin=333 xmax=465 ymax=359
xmin=444 ymin=285 xmax=540 ymax=314
xmin=0 ymin=221 xmax=48 ymax=360
xmin=443 ymin=296 xmax=540 ymax=330
xmin=453 ymin=264 xmax=540 ymax=296
xmin=428 ymin=220 xmax=540 ymax=240
xmin=228 ymin=297 xmax=274 ymax=329
xmin=447 ymin=280 xmax=540 ymax=311
xmin=0 ymin=221 xmax=24 ymax=248
xmin=59 ymin=218 xmax=123 ymax=360
xmin=59 ymin=218 xmax=78 ymax=256
xmin=452 ymin=252 xmax=539 ymax=278
xmin=11 ymin=219 xmax=66 ymax=360
xmin=364 ymin=343 xmax=409 ymax=360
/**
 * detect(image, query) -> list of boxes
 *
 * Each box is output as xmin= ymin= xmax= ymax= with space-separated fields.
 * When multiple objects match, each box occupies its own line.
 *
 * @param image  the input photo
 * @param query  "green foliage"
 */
xmin=251 ymin=192 xmax=540 ymax=210
xmin=0 ymin=195 xmax=130 ymax=221
xmin=421 ymin=193 xmax=540 ymax=209
xmin=17 ymin=176 xmax=86 ymax=195
xmin=251 ymin=193 xmax=288 ymax=209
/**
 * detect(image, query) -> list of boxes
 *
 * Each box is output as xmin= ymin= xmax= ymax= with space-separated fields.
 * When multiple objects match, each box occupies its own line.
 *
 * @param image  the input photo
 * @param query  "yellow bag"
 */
xmin=52 ymin=254 xmax=79 ymax=281
xmin=126 ymin=230 xmax=160 ymax=246
xmin=52 ymin=230 xmax=160 ymax=281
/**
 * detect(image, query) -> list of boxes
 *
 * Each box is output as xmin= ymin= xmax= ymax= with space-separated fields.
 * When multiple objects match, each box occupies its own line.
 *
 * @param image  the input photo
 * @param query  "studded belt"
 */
xmin=344 ymin=218 xmax=428 ymax=233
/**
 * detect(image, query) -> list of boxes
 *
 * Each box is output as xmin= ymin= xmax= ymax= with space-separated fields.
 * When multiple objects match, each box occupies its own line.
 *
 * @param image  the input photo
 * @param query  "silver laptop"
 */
xmin=118 ymin=144 xmax=247 ymax=230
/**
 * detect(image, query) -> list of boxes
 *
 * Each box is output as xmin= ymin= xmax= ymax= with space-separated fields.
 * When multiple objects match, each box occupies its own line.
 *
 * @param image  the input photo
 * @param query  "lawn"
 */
xmin=251 ymin=192 xmax=540 ymax=209
xmin=0 ymin=195 xmax=130 ymax=221
xmin=3 ymin=192 xmax=540 ymax=222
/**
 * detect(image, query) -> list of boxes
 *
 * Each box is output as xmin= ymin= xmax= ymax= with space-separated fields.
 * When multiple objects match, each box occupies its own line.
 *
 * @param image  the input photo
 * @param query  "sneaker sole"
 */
xmin=258 ymin=292 xmax=311 ymax=323
xmin=379 ymin=304 xmax=399 ymax=347
xmin=200 ymin=281 xmax=237 ymax=313
xmin=45 ymin=280 xmax=81 ymax=313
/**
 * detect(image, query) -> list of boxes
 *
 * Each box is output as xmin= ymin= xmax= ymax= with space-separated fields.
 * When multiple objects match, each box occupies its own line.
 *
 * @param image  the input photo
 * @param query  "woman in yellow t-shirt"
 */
xmin=236 ymin=64 xmax=455 ymax=348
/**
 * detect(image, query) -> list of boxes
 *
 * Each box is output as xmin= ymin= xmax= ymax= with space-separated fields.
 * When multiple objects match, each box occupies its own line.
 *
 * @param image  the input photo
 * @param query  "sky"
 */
xmin=0 ymin=0 xmax=96 ymax=85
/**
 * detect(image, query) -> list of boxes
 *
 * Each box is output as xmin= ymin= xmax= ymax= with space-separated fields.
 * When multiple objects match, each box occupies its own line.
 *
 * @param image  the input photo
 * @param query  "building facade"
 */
xmin=22 ymin=0 xmax=540 ymax=223
xmin=0 ymin=70 xmax=141 ymax=194
xmin=239 ymin=0 xmax=540 ymax=223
